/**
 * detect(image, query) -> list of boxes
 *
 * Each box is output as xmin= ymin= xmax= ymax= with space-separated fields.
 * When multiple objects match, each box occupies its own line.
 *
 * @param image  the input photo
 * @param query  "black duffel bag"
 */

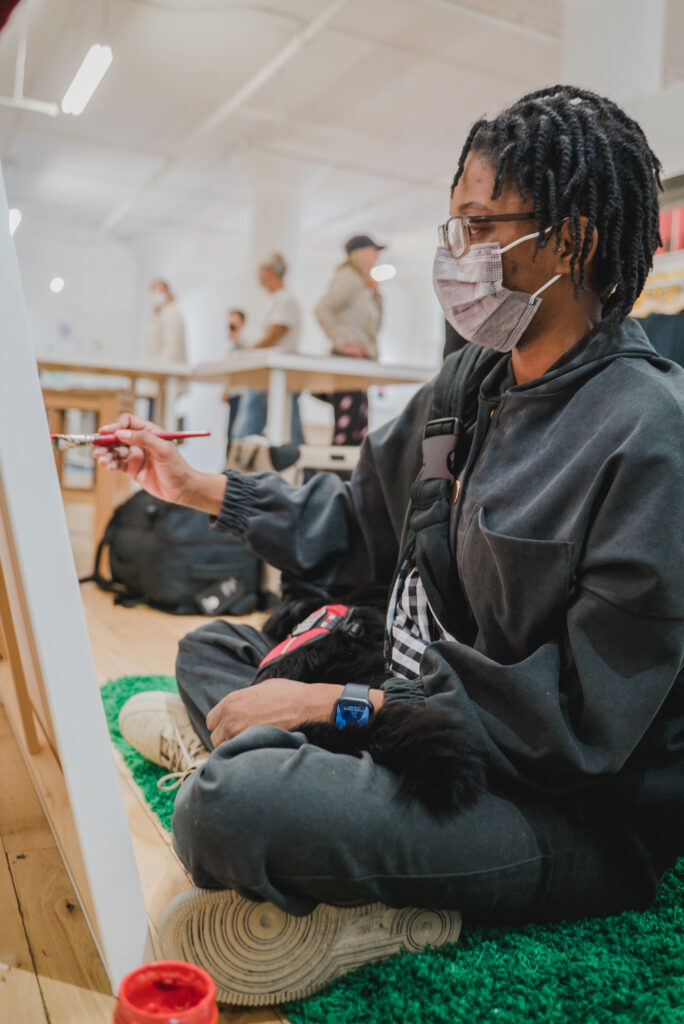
xmin=83 ymin=490 xmax=261 ymax=615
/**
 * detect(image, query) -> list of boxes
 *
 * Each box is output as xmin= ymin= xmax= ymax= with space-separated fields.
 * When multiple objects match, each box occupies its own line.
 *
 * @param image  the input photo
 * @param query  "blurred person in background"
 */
xmin=231 ymin=253 xmax=304 ymax=444
xmin=314 ymin=235 xmax=384 ymax=445
xmin=223 ymin=309 xmax=248 ymax=444
xmin=147 ymin=279 xmax=187 ymax=363
xmin=228 ymin=308 xmax=247 ymax=348
xmin=141 ymin=279 xmax=187 ymax=422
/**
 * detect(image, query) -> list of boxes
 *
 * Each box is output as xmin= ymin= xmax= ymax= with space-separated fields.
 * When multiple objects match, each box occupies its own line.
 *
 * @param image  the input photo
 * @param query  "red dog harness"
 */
xmin=258 ymin=604 xmax=350 ymax=670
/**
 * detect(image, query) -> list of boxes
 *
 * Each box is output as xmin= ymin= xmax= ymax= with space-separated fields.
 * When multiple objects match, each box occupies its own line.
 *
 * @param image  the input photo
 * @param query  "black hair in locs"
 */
xmin=451 ymin=85 xmax=663 ymax=322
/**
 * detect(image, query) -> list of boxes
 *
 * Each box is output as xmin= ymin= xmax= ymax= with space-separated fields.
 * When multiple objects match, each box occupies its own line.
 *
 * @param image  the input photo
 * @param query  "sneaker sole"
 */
xmin=158 ymin=888 xmax=461 ymax=1005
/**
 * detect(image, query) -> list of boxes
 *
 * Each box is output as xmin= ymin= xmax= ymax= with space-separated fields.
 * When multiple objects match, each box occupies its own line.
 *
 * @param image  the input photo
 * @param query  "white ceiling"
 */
xmin=0 ymin=0 xmax=680 ymax=253
xmin=0 ymin=0 xmax=566 ymax=250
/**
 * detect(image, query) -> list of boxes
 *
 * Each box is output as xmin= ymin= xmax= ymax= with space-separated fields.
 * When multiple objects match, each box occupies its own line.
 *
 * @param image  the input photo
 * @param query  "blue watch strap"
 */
xmin=334 ymin=683 xmax=373 ymax=728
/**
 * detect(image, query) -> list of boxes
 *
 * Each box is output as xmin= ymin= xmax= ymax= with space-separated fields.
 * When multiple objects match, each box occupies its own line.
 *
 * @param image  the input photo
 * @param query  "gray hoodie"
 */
xmin=215 ymin=317 xmax=684 ymax=862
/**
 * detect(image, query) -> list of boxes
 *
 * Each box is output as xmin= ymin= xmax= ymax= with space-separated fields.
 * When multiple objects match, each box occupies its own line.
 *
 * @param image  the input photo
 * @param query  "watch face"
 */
xmin=334 ymin=698 xmax=371 ymax=728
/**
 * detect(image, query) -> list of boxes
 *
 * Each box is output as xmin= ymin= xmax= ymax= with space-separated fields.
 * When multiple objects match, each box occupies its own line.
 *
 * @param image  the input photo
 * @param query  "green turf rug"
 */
xmin=102 ymin=676 xmax=684 ymax=1024
xmin=101 ymin=673 xmax=180 ymax=833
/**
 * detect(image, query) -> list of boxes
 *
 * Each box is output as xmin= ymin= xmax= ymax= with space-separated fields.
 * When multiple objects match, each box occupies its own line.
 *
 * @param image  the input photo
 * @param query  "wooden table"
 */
xmin=193 ymin=350 xmax=436 ymax=444
xmin=35 ymin=353 xmax=193 ymax=431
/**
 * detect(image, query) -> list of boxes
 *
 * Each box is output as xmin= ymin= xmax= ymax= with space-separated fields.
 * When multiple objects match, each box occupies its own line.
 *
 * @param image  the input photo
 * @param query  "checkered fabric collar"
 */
xmin=386 ymin=554 xmax=439 ymax=679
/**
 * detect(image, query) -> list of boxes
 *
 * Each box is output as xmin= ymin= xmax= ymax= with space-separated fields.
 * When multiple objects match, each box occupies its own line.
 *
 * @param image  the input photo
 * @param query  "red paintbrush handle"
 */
xmin=92 ymin=431 xmax=211 ymax=446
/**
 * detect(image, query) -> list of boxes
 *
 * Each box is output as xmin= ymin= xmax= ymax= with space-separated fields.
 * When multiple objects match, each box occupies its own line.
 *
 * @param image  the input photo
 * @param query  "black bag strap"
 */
xmin=79 ymin=535 xmax=114 ymax=588
xmin=431 ymin=345 xmax=503 ymax=427
xmin=392 ymin=347 xmax=506 ymax=639
xmin=417 ymin=345 xmax=504 ymax=484
xmin=78 ymin=534 xmax=143 ymax=604
xmin=395 ymin=346 xmax=504 ymax=558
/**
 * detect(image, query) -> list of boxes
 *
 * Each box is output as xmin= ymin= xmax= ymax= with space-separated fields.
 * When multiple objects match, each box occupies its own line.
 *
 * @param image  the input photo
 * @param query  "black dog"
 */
xmin=257 ymin=585 xmax=485 ymax=816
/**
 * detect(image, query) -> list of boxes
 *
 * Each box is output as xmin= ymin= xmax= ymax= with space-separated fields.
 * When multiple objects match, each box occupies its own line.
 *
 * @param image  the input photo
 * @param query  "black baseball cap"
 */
xmin=344 ymin=234 xmax=386 ymax=253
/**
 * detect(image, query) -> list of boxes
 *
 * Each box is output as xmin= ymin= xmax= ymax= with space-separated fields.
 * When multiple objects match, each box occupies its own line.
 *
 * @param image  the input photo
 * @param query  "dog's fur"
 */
xmin=258 ymin=586 xmax=387 ymax=688
xmin=258 ymin=585 xmax=486 ymax=816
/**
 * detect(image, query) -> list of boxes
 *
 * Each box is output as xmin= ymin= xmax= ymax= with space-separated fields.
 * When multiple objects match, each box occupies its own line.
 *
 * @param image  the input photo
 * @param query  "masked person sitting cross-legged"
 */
xmin=99 ymin=85 xmax=684 ymax=1008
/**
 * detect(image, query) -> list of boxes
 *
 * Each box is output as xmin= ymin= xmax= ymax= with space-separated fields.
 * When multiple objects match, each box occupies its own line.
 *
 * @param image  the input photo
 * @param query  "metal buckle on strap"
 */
xmin=418 ymin=417 xmax=462 ymax=481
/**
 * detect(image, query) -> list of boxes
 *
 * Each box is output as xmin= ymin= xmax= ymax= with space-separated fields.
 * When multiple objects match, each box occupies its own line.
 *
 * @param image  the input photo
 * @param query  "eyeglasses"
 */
xmin=438 ymin=213 xmax=536 ymax=258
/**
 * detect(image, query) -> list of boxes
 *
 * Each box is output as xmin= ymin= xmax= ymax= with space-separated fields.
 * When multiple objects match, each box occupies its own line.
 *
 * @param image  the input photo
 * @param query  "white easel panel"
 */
xmin=0 ymin=163 xmax=149 ymax=991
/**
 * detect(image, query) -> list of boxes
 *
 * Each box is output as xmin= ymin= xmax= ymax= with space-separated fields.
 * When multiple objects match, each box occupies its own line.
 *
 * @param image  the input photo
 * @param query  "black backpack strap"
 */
xmin=431 ymin=345 xmax=503 ymax=424
xmin=395 ymin=346 xmax=506 ymax=639
xmin=78 ymin=535 xmax=114 ymax=588
xmin=78 ymin=534 xmax=142 ymax=604
xmin=417 ymin=346 xmax=504 ymax=484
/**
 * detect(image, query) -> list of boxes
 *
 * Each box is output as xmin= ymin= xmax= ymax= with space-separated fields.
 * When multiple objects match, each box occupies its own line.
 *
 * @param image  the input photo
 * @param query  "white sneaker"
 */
xmin=159 ymin=887 xmax=462 ymax=1006
xmin=118 ymin=691 xmax=209 ymax=790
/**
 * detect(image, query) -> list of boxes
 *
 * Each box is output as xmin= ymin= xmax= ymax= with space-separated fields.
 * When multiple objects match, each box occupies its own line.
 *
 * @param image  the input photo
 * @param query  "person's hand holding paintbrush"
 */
xmin=92 ymin=414 xmax=227 ymax=515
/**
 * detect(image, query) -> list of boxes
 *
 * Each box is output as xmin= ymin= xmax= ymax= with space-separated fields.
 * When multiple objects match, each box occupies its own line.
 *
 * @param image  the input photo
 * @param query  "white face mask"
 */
xmin=150 ymin=292 xmax=167 ymax=310
xmin=433 ymin=231 xmax=561 ymax=352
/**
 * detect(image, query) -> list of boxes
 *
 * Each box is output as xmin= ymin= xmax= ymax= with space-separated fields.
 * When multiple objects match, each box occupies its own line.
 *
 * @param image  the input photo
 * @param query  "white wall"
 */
xmin=14 ymin=222 xmax=140 ymax=359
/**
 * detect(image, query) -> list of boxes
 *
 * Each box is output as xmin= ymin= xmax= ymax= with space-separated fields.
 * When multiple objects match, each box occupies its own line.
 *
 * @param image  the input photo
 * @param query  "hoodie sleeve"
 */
xmin=212 ymin=383 xmax=431 ymax=592
xmin=384 ymin=393 xmax=684 ymax=796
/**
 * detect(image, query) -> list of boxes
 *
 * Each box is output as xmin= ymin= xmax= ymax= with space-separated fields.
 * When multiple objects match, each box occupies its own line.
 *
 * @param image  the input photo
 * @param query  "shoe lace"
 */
xmin=157 ymin=725 xmax=209 ymax=791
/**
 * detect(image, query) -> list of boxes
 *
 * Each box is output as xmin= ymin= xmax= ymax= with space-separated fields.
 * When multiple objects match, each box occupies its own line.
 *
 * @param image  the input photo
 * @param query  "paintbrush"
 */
xmin=51 ymin=431 xmax=211 ymax=450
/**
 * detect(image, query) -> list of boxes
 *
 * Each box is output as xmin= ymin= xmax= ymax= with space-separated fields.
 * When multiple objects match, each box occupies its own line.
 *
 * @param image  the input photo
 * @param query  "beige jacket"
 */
xmin=146 ymin=299 xmax=188 ymax=395
xmin=314 ymin=263 xmax=382 ymax=360
xmin=147 ymin=300 xmax=187 ymax=363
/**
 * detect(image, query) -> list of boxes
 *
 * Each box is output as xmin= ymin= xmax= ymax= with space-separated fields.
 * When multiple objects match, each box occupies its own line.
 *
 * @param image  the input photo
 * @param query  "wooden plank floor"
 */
xmin=0 ymin=498 xmax=286 ymax=1023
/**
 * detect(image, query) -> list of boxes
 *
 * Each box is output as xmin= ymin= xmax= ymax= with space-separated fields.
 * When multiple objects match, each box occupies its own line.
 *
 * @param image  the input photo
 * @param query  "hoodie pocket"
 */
xmin=462 ymin=506 xmax=574 ymax=664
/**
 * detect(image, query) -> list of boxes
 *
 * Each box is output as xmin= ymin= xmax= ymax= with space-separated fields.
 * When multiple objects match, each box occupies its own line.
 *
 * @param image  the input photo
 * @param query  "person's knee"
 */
xmin=171 ymin=758 xmax=248 ymax=887
xmin=177 ymin=622 xmax=207 ymax=656
xmin=176 ymin=626 xmax=208 ymax=700
xmin=177 ymin=620 xmax=225 ymax=658
xmin=171 ymin=733 xmax=304 ymax=889
xmin=175 ymin=621 xmax=231 ymax=695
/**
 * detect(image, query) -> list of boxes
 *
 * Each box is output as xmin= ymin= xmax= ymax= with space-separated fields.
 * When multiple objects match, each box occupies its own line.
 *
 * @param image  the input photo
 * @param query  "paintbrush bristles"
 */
xmin=51 ymin=434 xmax=98 ymax=450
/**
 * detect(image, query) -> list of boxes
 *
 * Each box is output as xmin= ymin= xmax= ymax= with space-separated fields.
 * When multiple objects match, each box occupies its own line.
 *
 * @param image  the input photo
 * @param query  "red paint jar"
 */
xmin=114 ymin=960 xmax=219 ymax=1024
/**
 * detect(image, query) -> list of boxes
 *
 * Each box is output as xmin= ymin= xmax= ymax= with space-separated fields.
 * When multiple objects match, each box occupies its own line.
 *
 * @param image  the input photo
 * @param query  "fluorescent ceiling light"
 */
xmin=371 ymin=264 xmax=397 ymax=282
xmin=50 ymin=277 xmax=65 ymax=294
xmin=8 ymin=208 xmax=22 ymax=236
xmin=61 ymin=44 xmax=113 ymax=115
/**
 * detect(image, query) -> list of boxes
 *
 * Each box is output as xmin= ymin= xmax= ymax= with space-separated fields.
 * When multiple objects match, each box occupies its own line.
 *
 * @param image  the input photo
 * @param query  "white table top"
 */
xmin=35 ymin=352 xmax=193 ymax=380
xmin=35 ymin=350 xmax=437 ymax=390
xmin=192 ymin=350 xmax=436 ymax=390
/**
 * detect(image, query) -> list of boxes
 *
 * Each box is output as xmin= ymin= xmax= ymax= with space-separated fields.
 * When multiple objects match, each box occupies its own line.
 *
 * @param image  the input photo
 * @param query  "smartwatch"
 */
xmin=333 ymin=683 xmax=374 ymax=729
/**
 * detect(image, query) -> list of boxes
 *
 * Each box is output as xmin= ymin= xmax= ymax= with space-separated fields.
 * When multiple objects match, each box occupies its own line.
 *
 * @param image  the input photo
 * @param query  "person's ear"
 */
xmin=553 ymin=217 xmax=599 ymax=276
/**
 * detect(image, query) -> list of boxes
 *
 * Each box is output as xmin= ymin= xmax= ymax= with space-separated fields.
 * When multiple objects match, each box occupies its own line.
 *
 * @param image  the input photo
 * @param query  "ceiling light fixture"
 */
xmin=9 ymin=208 xmax=22 ymax=236
xmin=371 ymin=264 xmax=397 ymax=282
xmin=50 ymin=277 xmax=65 ymax=294
xmin=61 ymin=44 xmax=113 ymax=115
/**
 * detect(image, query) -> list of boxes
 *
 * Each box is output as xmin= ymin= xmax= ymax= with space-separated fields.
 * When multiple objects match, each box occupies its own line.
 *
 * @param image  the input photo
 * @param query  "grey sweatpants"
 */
xmin=171 ymin=620 xmax=658 ymax=922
